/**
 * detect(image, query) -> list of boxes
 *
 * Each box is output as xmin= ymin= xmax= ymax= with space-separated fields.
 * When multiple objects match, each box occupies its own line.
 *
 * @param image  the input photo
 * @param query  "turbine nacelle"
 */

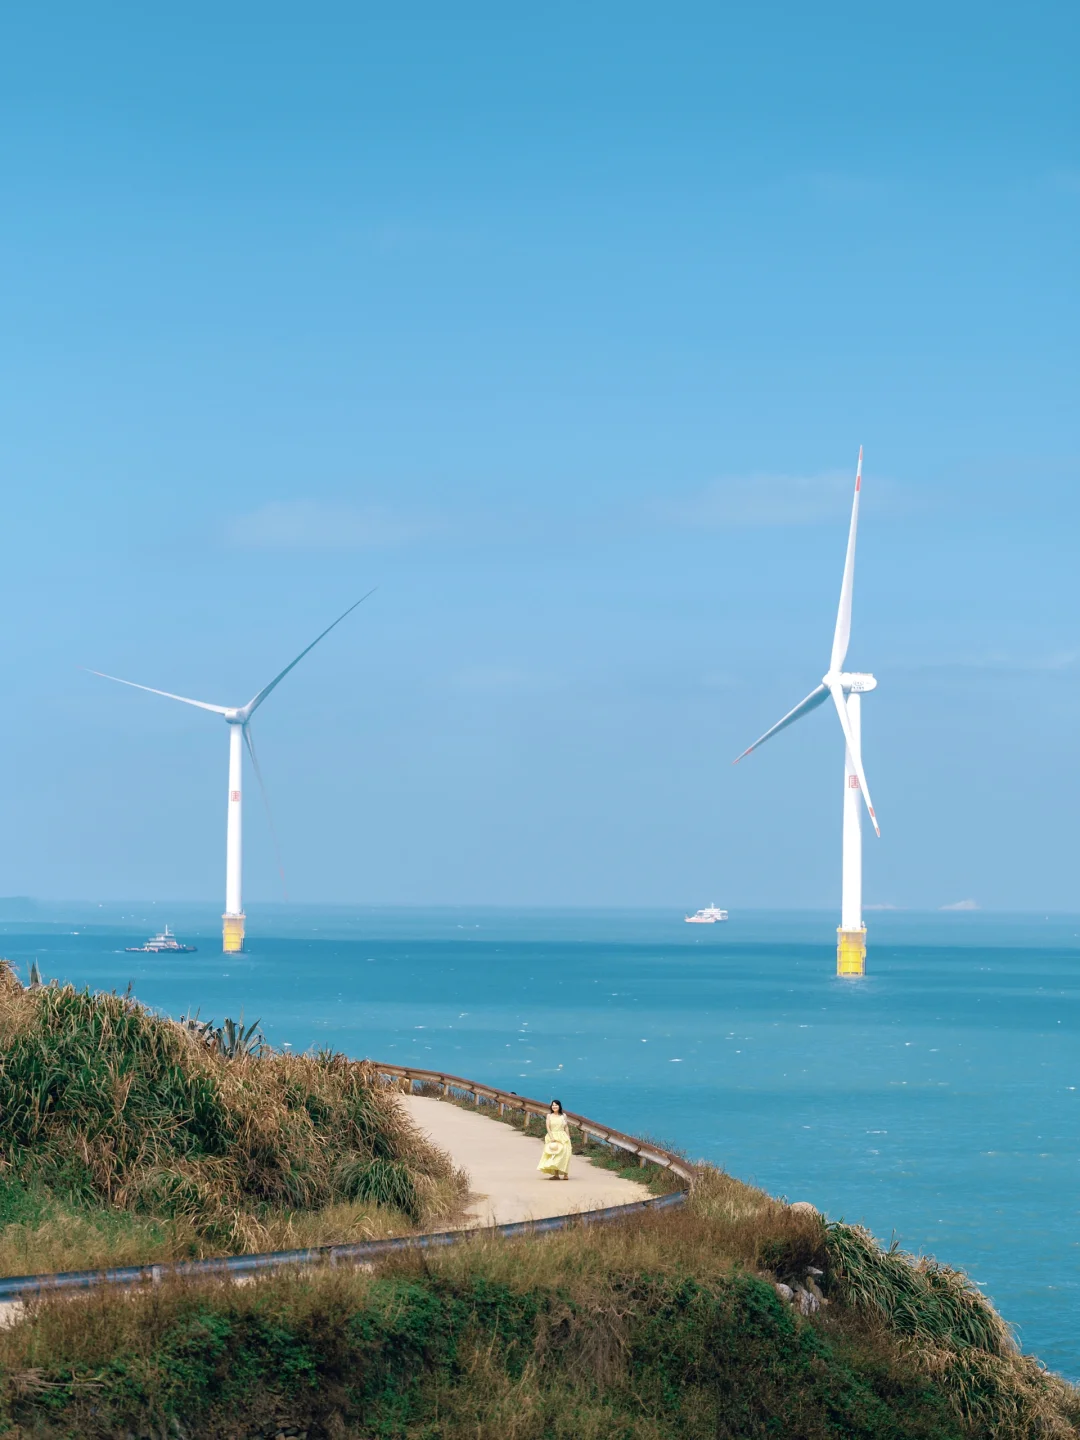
xmin=831 ymin=671 xmax=877 ymax=694
xmin=734 ymin=447 xmax=880 ymax=837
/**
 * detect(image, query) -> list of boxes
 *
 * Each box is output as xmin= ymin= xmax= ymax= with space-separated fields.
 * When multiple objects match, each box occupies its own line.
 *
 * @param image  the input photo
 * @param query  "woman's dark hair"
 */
xmin=550 ymin=1099 xmax=563 ymax=1113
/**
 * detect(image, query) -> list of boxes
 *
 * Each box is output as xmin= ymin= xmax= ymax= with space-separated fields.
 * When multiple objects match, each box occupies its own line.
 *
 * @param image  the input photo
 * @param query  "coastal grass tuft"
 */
xmin=333 ymin=1155 xmax=423 ymax=1221
xmin=0 ymin=962 xmax=465 ymax=1270
xmin=825 ymin=1219 xmax=1014 ymax=1355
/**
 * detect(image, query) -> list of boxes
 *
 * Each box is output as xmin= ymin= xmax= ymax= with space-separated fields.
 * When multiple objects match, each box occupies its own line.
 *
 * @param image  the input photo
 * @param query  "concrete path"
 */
xmin=401 ymin=1094 xmax=652 ymax=1227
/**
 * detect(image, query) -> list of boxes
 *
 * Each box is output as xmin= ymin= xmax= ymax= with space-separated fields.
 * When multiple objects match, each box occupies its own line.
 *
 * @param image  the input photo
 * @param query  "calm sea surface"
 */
xmin=1 ymin=905 xmax=1077 ymax=1377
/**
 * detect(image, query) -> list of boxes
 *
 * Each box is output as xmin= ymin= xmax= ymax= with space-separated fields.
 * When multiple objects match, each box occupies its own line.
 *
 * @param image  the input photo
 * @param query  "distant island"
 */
xmin=0 ymin=897 xmax=38 ymax=919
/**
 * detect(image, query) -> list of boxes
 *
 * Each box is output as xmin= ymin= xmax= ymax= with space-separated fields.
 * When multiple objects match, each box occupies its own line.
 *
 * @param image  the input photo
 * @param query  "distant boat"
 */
xmin=685 ymin=904 xmax=728 ymax=924
xmin=125 ymin=925 xmax=197 ymax=954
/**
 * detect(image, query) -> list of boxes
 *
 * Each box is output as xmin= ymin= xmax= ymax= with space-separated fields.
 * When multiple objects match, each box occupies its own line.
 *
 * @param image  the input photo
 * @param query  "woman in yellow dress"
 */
xmin=537 ymin=1099 xmax=572 ymax=1180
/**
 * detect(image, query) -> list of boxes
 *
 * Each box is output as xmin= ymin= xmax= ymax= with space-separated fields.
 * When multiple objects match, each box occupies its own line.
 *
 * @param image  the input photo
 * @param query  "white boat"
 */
xmin=125 ymin=925 xmax=197 ymax=954
xmin=684 ymin=904 xmax=728 ymax=924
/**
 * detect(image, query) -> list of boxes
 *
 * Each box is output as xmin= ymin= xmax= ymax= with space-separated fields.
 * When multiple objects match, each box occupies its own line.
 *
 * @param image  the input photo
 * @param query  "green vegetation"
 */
xmin=0 ymin=963 xmax=465 ymax=1275
xmin=826 ymin=1220 xmax=1012 ymax=1354
xmin=0 ymin=1168 xmax=1075 ymax=1437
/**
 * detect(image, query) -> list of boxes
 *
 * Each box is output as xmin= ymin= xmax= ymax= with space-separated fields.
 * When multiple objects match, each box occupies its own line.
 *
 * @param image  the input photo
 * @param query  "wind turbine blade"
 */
xmin=827 ymin=680 xmax=880 ymax=836
xmin=84 ymin=670 xmax=229 ymax=714
xmin=243 ymin=723 xmax=288 ymax=900
xmin=829 ymin=447 xmax=863 ymax=674
xmin=733 ymin=683 xmax=829 ymax=763
xmin=240 ymin=589 xmax=377 ymax=719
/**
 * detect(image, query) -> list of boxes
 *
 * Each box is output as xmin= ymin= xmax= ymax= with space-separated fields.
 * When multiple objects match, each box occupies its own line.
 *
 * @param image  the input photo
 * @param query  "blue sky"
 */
xmin=1 ymin=3 xmax=1077 ymax=910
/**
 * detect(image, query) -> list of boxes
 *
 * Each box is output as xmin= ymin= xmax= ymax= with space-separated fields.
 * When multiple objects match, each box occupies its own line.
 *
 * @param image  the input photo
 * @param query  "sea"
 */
xmin=0 ymin=903 xmax=1076 ymax=1379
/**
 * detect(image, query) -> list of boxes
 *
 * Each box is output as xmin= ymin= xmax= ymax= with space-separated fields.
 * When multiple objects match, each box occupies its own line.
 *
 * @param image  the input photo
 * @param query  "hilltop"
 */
xmin=0 ymin=963 xmax=464 ymax=1274
xmin=0 ymin=965 xmax=1075 ymax=1439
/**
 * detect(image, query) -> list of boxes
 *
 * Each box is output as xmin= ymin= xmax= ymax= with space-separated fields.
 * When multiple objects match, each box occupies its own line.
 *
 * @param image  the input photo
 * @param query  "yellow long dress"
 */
xmin=537 ymin=1111 xmax=572 ymax=1177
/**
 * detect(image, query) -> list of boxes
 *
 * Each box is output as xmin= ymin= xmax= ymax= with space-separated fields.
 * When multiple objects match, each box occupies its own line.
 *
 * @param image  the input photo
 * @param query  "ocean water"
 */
xmin=1 ymin=904 xmax=1077 ymax=1378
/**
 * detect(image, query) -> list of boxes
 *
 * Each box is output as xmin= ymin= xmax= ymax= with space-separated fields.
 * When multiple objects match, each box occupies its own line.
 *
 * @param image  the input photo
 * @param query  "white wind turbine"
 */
xmin=734 ymin=449 xmax=879 ymax=975
xmin=89 ymin=594 xmax=373 ymax=953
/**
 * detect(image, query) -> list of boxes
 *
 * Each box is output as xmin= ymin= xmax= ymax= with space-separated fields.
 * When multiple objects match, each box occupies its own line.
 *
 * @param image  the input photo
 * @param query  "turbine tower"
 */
xmin=734 ymin=449 xmax=879 ymax=976
xmin=90 ymin=594 xmax=373 ymax=954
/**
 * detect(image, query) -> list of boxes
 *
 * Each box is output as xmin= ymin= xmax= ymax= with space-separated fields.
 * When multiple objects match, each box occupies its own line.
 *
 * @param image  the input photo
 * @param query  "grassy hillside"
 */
xmin=0 ymin=1167 xmax=1076 ymax=1437
xmin=0 ymin=963 xmax=1075 ymax=1438
xmin=0 ymin=963 xmax=464 ymax=1274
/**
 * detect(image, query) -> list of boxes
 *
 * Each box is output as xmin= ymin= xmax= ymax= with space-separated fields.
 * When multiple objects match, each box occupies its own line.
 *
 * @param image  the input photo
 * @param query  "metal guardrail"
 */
xmin=0 ymin=1061 xmax=693 ymax=1305
xmin=374 ymin=1061 xmax=697 ymax=1186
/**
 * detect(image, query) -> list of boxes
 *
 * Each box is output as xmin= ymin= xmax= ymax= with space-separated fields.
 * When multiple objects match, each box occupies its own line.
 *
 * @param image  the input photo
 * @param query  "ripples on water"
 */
xmin=2 ymin=905 xmax=1077 ymax=1377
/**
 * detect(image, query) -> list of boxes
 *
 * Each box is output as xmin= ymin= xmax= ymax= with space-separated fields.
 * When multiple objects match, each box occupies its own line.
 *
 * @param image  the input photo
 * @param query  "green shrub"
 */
xmin=335 ymin=1157 xmax=422 ymax=1222
xmin=826 ymin=1222 xmax=1014 ymax=1355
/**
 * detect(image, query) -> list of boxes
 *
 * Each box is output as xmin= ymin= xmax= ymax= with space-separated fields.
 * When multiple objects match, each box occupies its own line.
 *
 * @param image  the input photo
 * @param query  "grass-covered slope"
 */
xmin=1 ymin=1169 xmax=1076 ymax=1438
xmin=0 ymin=964 xmax=1075 ymax=1437
xmin=0 ymin=963 xmax=464 ymax=1273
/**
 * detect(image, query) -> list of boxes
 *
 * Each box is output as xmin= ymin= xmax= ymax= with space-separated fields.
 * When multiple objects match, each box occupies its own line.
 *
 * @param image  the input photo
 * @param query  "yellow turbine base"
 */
xmin=222 ymin=913 xmax=246 ymax=954
xmin=836 ymin=927 xmax=867 ymax=977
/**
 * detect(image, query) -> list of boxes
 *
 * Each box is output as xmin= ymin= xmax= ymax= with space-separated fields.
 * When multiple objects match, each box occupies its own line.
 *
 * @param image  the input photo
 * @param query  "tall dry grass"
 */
xmin=0 ymin=962 xmax=465 ymax=1267
xmin=822 ymin=1220 xmax=1079 ymax=1437
xmin=1 ymin=1175 xmax=1076 ymax=1439
xmin=825 ymin=1220 xmax=1014 ymax=1354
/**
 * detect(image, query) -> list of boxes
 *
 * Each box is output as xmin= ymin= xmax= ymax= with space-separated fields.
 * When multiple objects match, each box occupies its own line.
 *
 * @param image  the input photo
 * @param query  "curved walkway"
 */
xmin=0 ymin=1068 xmax=682 ymax=1319
xmin=402 ymin=1094 xmax=652 ymax=1226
